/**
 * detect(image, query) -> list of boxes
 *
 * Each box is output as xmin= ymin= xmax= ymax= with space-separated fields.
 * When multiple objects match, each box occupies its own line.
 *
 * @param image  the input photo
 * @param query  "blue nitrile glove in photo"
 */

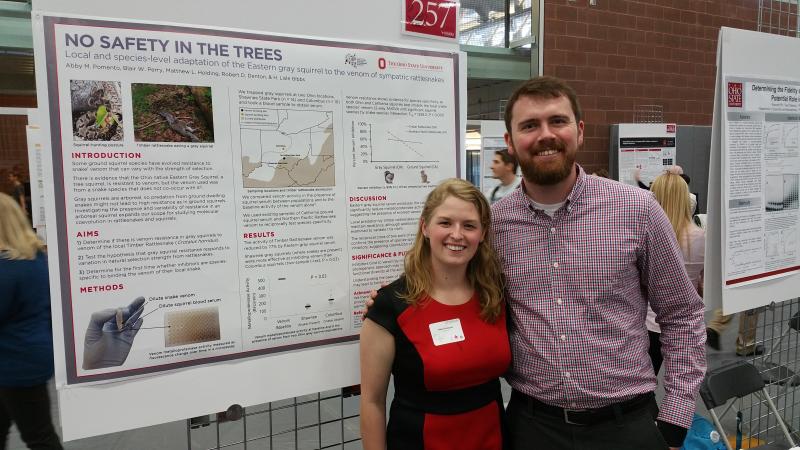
xmin=82 ymin=296 xmax=145 ymax=370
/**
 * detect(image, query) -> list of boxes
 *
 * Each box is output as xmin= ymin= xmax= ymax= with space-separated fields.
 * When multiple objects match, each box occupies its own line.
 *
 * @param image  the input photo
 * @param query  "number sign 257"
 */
xmin=403 ymin=0 xmax=458 ymax=40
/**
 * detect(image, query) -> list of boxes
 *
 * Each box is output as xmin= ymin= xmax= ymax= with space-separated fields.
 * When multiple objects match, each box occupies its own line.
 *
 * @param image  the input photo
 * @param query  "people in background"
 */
xmin=634 ymin=166 xmax=697 ymax=215
xmin=0 ymin=192 xmax=63 ymax=450
xmin=7 ymin=171 xmax=28 ymax=218
xmin=485 ymin=149 xmax=521 ymax=204
xmin=647 ymin=172 xmax=705 ymax=375
xmin=360 ymin=178 xmax=509 ymax=450
xmin=706 ymin=307 xmax=764 ymax=356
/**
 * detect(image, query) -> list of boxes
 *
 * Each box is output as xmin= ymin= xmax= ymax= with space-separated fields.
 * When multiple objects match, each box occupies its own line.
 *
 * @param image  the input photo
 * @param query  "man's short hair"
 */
xmin=504 ymin=76 xmax=583 ymax=135
xmin=494 ymin=150 xmax=519 ymax=173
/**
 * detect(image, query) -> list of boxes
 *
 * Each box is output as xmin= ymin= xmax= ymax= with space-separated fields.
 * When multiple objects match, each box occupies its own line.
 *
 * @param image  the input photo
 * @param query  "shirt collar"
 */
xmin=517 ymin=164 xmax=588 ymax=212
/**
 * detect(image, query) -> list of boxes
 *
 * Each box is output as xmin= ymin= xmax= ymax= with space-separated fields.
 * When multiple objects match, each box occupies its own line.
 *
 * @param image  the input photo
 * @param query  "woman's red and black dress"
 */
xmin=365 ymin=277 xmax=511 ymax=450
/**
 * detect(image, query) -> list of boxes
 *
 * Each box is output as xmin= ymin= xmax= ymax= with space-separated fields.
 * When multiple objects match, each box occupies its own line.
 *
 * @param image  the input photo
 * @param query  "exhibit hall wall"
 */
xmin=542 ymin=1 xmax=758 ymax=174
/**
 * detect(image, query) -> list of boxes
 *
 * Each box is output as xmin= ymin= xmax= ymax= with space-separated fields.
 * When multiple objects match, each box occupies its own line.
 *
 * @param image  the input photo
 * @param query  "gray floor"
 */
xmin=6 ymin=309 xmax=794 ymax=449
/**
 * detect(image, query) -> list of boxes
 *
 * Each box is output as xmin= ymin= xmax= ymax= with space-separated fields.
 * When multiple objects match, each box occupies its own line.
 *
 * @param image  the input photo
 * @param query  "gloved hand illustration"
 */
xmin=82 ymin=296 xmax=145 ymax=370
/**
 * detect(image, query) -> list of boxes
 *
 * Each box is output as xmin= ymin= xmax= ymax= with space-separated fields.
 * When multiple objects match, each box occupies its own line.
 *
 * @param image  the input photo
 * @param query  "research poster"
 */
xmin=40 ymin=15 xmax=460 ymax=384
xmin=617 ymin=123 xmax=677 ymax=186
xmin=723 ymin=76 xmax=800 ymax=286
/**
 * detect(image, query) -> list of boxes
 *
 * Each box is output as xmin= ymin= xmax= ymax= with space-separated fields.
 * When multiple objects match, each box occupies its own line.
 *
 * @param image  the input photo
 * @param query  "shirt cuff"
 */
xmin=657 ymin=420 xmax=688 ymax=448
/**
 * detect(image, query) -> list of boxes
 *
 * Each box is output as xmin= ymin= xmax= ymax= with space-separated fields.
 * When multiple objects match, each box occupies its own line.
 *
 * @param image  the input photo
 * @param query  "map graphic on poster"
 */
xmin=240 ymin=108 xmax=335 ymax=188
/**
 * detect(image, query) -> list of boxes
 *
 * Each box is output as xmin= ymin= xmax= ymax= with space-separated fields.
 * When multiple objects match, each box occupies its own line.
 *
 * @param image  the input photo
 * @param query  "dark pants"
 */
xmin=506 ymin=391 xmax=668 ymax=450
xmin=648 ymin=331 xmax=663 ymax=376
xmin=0 ymin=384 xmax=63 ymax=450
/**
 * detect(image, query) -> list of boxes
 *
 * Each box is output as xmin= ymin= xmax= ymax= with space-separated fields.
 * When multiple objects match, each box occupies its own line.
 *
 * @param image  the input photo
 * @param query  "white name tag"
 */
xmin=429 ymin=318 xmax=465 ymax=346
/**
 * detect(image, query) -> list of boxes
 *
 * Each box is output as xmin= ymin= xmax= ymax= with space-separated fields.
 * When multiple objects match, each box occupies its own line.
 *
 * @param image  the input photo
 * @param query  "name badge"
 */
xmin=429 ymin=318 xmax=465 ymax=346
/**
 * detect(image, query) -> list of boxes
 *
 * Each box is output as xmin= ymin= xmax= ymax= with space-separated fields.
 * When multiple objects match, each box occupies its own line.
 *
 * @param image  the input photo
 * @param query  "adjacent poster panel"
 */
xmin=40 ymin=14 xmax=459 ymax=386
xmin=708 ymin=27 xmax=800 ymax=314
xmin=723 ymin=76 xmax=800 ymax=287
xmin=617 ymin=123 xmax=677 ymax=187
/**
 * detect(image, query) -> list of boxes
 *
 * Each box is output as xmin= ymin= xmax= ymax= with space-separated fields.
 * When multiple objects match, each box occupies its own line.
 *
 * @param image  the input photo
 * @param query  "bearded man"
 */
xmin=495 ymin=76 xmax=705 ymax=450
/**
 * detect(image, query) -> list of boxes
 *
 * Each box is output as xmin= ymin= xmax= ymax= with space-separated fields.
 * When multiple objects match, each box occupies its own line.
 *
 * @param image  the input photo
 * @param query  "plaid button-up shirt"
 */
xmin=492 ymin=165 xmax=706 ymax=429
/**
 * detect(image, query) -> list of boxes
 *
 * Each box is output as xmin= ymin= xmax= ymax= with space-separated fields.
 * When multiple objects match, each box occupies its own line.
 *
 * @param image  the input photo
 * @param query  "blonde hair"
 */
xmin=650 ymin=172 xmax=692 ymax=252
xmin=402 ymin=178 xmax=504 ymax=322
xmin=0 ymin=192 xmax=44 ymax=260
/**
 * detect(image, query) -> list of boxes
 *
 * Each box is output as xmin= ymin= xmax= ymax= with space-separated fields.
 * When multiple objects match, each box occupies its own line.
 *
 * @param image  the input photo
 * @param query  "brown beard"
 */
xmin=519 ymin=139 xmax=574 ymax=185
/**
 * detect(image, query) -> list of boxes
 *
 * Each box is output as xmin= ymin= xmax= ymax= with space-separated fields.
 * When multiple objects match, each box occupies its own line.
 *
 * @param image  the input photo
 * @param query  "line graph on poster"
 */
xmin=350 ymin=119 xmax=448 ymax=164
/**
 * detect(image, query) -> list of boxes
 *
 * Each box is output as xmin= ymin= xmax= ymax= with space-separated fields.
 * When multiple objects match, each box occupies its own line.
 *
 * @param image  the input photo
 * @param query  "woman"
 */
xmin=647 ymin=173 xmax=704 ymax=374
xmin=0 ymin=193 xmax=63 ymax=449
xmin=360 ymin=179 xmax=509 ymax=450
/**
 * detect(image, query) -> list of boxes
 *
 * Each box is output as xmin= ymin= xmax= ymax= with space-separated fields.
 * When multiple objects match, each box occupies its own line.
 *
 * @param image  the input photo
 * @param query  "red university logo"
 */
xmin=728 ymin=82 xmax=743 ymax=107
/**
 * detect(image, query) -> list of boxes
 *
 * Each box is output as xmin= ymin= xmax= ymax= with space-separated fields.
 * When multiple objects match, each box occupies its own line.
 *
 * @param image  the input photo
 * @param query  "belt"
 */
xmin=510 ymin=390 xmax=654 ymax=426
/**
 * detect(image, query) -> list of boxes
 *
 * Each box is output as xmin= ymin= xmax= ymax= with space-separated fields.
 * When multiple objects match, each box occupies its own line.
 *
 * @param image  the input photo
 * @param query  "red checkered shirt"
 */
xmin=491 ymin=166 xmax=706 ymax=429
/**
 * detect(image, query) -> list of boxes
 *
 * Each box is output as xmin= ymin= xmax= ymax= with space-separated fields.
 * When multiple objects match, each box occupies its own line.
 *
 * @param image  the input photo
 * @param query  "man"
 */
xmin=7 ymin=171 xmax=31 ymax=226
xmin=366 ymin=76 xmax=705 ymax=449
xmin=8 ymin=172 xmax=27 ymax=216
xmin=485 ymin=150 xmax=521 ymax=204
xmin=496 ymin=76 xmax=705 ymax=449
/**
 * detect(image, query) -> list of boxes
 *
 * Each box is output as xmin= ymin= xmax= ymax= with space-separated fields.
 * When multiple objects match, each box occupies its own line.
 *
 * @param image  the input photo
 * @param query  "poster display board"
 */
xmin=707 ymin=27 xmax=800 ymax=314
xmin=617 ymin=123 xmax=677 ymax=186
xmin=39 ymin=14 xmax=459 ymax=384
xmin=32 ymin=9 xmax=462 ymax=438
xmin=723 ymin=77 xmax=800 ymax=287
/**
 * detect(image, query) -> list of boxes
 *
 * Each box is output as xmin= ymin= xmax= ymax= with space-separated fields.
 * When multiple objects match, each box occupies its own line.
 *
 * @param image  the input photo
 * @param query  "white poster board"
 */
xmin=26 ymin=109 xmax=47 ymax=235
xmin=25 ymin=124 xmax=47 ymax=230
xmin=32 ymin=1 xmax=463 ymax=440
xmin=617 ymin=123 xmax=677 ymax=186
xmin=707 ymin=27 xmax=800 ymax=314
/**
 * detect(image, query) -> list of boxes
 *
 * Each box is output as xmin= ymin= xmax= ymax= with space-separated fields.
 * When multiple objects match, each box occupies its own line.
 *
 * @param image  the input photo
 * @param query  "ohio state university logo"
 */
xmin=728 ymin=82 xmax=743 ymax=107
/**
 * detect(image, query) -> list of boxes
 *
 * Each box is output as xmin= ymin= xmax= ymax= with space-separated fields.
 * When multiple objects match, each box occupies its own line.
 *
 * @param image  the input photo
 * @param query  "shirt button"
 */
xmin=571 ymin=402 xmax=577 ymax=408
xmin=560 ymin=334 xmax=566 ymax=341
xmin=550 ymin=227 xmax=556 ymax=233
xmin=553 ymin=262 xmax=559 ymax=268
xmin=556 ymin=298 xmax=562 ymax=305
xmin=564 ymin=372 xmax=571 ymax=378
